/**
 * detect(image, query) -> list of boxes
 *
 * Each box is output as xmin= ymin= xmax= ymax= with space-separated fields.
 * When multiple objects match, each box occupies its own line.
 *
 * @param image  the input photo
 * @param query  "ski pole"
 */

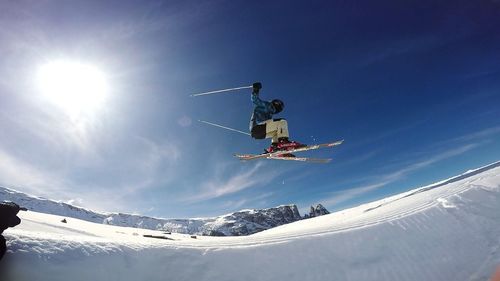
xmin=198 ymin=120 xmax=250 ymax=136
xmin=190 ymin=85 xmax=252 ymax=97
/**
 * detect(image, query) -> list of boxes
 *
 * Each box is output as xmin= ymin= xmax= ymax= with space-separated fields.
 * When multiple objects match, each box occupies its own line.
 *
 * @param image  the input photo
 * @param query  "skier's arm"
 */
xmin=251 ymin=82 xmax=265 ymax=106
xmin=251 ymin=91 xmax=267 ymax=107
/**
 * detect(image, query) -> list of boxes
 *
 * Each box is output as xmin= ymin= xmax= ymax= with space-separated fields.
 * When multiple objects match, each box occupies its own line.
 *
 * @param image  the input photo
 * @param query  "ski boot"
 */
xmin=264 ymin=138 xmax=307 ymax=157
xmin=276 ymin=137 xmax=307 ymax=151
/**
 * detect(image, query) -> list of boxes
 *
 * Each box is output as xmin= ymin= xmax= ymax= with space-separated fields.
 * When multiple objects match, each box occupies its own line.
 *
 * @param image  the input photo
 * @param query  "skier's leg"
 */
xmin=251 ymin=124 xmax=266 ymax=139
xmin=264 ymin=120 xmax=278 ymax=143
xmin=275 ymin=119 xmax=289 ymax=140
xmin=265 ymin=119 xmax=289 ymax=143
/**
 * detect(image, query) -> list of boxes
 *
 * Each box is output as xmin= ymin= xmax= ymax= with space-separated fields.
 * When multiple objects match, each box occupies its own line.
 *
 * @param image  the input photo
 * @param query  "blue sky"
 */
xmin=0 ymin=1 xmax=499 ymax=218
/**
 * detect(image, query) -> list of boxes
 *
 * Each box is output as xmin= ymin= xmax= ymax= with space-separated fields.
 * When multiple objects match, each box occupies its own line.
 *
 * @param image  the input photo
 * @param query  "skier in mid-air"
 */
xmin=249 ymin=82 xmax=306 ymax=154
xmin=191 ymin=82 xmax=342 ymax=162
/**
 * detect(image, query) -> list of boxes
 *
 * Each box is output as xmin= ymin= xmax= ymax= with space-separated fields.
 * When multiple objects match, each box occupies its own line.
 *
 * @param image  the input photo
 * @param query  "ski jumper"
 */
xmin=249 ymin=91 xmax=289 ymax=144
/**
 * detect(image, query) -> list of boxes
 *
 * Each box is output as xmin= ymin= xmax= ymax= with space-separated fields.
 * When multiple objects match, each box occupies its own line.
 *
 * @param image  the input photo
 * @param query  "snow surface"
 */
xmin=1 ymin=162 xmax=500 ymax=281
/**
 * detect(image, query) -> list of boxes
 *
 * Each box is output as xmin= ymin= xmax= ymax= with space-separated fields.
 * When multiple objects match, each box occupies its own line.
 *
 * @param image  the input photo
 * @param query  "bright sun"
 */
xmin=36 ymin=60 xmax=109 ymax=116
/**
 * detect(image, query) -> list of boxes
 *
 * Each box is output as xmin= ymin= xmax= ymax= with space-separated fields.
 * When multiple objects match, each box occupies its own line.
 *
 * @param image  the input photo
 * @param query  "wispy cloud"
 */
xmin=0 ymin=126 xmax=183 ymax=212
xmin=219 ymin=191 xmax=275 ymax=210
xmin=0 ymin=148 xmax=67 ymax=195
xmin=336 ymin=149 xmax=382 ymax=168
xmin=135 ymin=136 xmax=181 ymax=168
xmin=184 ymin=162 xmax=278 ymax=203
xmin=320 ymin=143 xmax=480 ymax=208
xmin=321 ymin=181 xmax=391 ymax=208
xmin=113 ymin=136 xmax=183 ymax=197
xmin=219 ymin=199 xmax=248 ymax=210
xmin=448 ymin=126 xmax=500 ymax=143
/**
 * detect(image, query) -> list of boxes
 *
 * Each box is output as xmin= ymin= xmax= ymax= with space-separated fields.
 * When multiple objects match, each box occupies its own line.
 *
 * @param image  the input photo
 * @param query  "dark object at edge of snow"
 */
xmin=0 ymin=236 xmax=5 ymax=261
xmin=143 ymin=234 xmax=174 ymax=240
xmin=0 ymin=201 xmax=23 ymax=261
xmin=61 ymin=218 xmax=67 ymax=223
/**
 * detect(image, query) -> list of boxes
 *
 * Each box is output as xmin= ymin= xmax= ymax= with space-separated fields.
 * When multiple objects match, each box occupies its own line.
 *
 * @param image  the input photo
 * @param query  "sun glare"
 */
xmin=36 ymin=60 xmax=109 ymax=116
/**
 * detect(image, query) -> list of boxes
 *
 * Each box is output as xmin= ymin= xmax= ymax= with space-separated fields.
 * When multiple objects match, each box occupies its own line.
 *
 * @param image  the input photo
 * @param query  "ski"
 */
xmin=269 ymin=156 xmax=332 ymax=163
xmin=235 ymin=154 xmax=332 ymax=163
xmin=234 ymin=140 xmax=343 ymax=162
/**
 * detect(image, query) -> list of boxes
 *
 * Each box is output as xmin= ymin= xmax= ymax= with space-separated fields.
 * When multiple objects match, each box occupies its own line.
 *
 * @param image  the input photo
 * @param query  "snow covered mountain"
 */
xmin=203 ymin=205 xmax=302 ymax=236
xmin=305 ymin=203 xmax=330 ymax=218
xmin=1 ymin=161 xmax=499 ymax=281
xmin=0 ymin=187 xmax=303 ymax=236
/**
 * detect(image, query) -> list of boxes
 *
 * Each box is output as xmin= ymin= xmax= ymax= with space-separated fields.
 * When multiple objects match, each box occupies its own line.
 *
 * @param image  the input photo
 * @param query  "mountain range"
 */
xmin=0 ymin=187 xmax=326 ymax=236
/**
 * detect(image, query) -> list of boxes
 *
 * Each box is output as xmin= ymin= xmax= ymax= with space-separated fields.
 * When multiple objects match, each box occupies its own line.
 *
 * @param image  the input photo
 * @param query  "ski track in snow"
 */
xmin=0 ymin=163 xmax=500 ymax=281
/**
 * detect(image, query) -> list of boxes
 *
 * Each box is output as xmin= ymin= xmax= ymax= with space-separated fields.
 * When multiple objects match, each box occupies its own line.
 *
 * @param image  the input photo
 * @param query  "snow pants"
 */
xmin=251 ymin=119 xmax=289 ymax=143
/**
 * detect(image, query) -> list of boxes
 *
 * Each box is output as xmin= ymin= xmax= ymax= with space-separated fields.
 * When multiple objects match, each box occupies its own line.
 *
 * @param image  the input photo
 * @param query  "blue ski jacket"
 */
xmin=249 ymin=92 xmax=277 ymax=130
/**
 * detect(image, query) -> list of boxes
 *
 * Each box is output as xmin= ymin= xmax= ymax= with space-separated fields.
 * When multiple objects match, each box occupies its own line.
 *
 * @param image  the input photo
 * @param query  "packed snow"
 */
xmin=1 ymin=162 xmax=500 ymax=281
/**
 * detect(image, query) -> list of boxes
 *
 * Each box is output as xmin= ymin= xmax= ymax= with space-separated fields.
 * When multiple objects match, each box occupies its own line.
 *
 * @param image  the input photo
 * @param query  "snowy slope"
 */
xmin=1 ymin=162 xmax=500 ymax=281
xmin=0 ymin=187 xmax=302 ymax=235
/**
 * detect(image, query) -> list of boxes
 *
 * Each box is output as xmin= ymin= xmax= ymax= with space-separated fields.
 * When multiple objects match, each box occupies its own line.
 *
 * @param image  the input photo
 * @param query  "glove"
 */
xmin=252 ymin=82 xmax=262 ymax=93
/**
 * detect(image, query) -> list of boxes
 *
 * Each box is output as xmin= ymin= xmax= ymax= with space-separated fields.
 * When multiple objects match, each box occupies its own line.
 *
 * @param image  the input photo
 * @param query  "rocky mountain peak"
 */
xmin=306 ymin=204 xmax=330 ymax=218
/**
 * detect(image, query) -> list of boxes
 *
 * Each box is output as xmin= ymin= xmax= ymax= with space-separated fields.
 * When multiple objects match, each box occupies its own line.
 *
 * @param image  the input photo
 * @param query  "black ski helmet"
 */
xmin=272 ymin=99 xmax=284 ymax=113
